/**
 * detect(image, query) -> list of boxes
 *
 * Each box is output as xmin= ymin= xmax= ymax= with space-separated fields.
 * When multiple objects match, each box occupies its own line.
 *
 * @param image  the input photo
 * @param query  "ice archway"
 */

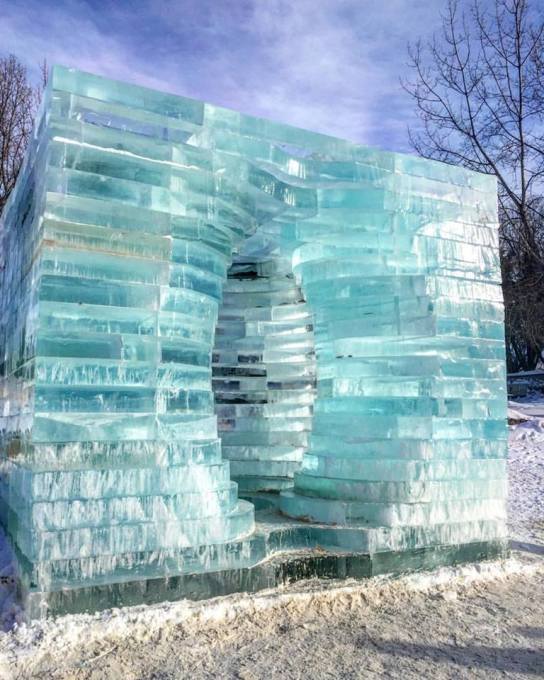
xmin=0 ymin=66 xmax=508 ymax=616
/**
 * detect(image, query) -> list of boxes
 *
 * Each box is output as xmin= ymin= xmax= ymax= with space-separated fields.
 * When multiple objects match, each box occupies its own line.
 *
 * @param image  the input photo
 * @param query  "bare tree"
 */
xmin=403 ymin=0 xmax=544 ymax=371
xmin=0 ymin=55 xmax=45 ymax=215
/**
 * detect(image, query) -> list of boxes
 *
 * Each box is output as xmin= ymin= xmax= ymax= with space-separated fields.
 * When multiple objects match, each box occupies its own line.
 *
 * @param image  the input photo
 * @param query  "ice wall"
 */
xmin=0 ymin=66 xmax=507 ymax=607
xmin=0 ymin=66 xmax=305 ymax=596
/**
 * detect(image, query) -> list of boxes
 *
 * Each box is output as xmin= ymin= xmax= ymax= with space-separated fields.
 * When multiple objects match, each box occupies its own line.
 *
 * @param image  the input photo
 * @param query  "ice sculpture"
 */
xmin=0 ymin=66 xmax=508 ymax=617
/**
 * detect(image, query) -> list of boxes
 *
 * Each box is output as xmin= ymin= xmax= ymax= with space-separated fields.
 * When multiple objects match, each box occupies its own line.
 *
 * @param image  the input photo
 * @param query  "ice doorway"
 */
xmin=212 ymin=229 xmax=317 ymax=495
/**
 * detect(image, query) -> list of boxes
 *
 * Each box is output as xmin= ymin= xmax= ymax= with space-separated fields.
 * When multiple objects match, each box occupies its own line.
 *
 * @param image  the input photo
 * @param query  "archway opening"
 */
xmin=212 ymin=227 xmax=316 ymax=496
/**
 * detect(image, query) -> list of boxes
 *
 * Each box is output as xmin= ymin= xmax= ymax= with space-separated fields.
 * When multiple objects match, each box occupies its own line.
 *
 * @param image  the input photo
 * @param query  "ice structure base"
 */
xmin=19 ymin=503 xmax=508 ymax=619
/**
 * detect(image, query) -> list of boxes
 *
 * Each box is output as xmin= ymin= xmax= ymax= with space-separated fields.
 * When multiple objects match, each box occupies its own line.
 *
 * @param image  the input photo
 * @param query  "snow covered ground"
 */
xmin=0 ymin=400 xmax=543 ymax=679
xmin=508 ymin=396 xmax=544 ymax=545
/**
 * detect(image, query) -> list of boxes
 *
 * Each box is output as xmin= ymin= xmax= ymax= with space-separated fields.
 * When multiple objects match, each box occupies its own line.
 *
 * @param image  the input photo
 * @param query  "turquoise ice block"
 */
xmin=0 ymin=65 xmax=507 ymax=611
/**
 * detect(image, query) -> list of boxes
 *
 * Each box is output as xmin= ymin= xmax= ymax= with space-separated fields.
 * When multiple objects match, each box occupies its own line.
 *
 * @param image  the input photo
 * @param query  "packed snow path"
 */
xmin=2 ymin=559 xmax=543 ymax=679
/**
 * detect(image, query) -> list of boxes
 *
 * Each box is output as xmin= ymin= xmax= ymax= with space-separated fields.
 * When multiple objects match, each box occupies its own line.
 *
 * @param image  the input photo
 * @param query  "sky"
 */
xmin=2 ymin=0 xmax=449 ymax=152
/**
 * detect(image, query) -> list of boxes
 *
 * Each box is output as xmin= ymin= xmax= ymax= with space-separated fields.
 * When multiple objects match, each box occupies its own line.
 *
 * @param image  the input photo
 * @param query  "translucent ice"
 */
xmin=0 ymin=66 xmax=507 ymax=610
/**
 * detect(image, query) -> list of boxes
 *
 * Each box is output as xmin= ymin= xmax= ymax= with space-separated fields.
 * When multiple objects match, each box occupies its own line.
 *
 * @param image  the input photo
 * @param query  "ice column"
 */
xmin=280 ymin=155 xmax=508 ymax=552
xmin=0 ymin=66 xmax=310 ymax=595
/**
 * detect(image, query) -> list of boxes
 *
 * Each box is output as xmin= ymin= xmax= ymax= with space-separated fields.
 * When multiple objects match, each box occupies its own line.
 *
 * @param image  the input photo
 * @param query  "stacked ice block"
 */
xmin=213 ymin=229 xmax=316 ymax=494
xmin=0 ymin=66 xmax=507 ymax=613
xmin=0 ymin=66 xmax=310 ymax=604
xmin=279 ymin=158 xmax=508 ymax=550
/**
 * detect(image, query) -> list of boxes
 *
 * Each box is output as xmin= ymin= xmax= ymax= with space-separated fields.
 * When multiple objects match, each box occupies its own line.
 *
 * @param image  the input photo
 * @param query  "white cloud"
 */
xmin=1 ymin=0 xmax=446 ymax=150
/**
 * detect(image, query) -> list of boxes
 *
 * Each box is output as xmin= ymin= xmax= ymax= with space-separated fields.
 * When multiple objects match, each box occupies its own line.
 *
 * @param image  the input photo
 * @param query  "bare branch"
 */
xmin=0 ymin=54 xmax=44 ymax=215
xmin=404 ymin=0 xmax=544 ymax=370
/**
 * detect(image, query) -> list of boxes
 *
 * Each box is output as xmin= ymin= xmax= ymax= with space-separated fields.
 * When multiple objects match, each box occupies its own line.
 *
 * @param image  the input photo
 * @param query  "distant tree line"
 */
xmin=404 ymin=0 xmax=544 ymax=372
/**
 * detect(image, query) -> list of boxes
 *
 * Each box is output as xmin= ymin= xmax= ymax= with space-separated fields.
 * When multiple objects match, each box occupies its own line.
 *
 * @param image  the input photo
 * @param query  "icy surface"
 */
xmin=0 ymin=412 xmax=542 ymax=637
xmin=0 ymin=530 xmax=19 ymax=633
xmin=0 ymin=65 xmax=507 ymax=609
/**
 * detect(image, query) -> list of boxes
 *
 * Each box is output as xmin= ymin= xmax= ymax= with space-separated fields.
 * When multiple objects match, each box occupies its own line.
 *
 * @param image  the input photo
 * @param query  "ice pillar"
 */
xmin=0 ymin=66 xmax=311 ymax=598
xmin=280 ymin=156 xmax=508 ymax=552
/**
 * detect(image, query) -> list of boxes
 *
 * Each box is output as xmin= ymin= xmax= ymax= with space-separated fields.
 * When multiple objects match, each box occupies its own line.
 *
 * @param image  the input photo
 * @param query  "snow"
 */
xmin=507 ymin=401 xmax=531 ymax=422
xmin=1 ymin=555 xmax=543 ymax=679
xmin=508 ymin=398 xmax=544 ymax=544
xmin=0 ymin=398 xmax=542 ymax=677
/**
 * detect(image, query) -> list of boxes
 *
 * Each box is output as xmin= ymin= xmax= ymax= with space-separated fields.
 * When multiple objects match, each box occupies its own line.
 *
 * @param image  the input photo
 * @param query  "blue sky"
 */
xmin=2 ymin=0 xmax=448 ymax=151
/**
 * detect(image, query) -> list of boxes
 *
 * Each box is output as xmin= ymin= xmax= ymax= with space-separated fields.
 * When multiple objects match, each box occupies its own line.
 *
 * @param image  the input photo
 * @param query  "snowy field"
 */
xmin=0 ymin=399 xmax=543 ymax=679
xmin=507 ymin=397 xmax=544 ymax=546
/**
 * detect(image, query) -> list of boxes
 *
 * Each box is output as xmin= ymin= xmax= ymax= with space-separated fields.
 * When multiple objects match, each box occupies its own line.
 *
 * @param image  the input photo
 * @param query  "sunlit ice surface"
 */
xmin=0 ymin=66 xmax=507 ymax=617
